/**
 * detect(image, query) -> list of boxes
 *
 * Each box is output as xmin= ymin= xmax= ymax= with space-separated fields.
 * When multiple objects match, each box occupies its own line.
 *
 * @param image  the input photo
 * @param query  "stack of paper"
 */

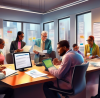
xmin=3 ymin=68 xmax=17 ymax=77
xmin=25 ymin=69 xmax=48 ymax=78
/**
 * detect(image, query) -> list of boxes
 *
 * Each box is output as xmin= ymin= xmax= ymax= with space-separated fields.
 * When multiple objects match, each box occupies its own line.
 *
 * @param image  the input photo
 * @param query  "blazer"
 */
xmin=35 ymin=38 xmax=52 ymax=54
xmin=10 ymin=40 xmax=26 ymax=53
xmin=84 ymin=44 xmax=99 ymax=57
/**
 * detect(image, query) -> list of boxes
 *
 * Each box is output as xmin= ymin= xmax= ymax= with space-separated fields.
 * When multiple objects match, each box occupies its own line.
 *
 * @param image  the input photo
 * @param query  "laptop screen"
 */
xmin=42 ymin=58 xmax=54 ymax=68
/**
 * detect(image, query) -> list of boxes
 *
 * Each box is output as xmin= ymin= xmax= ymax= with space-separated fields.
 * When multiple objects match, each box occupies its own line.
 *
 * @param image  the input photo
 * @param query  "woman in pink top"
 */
xmin=0 ymin=39 xmax=5 ymax=65
xmin=10 ymin=31 xmax=26 ymax=53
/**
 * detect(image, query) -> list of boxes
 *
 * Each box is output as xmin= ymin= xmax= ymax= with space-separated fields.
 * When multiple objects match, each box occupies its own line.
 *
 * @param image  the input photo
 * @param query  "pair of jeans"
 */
xmin=43 ymin=81 xmax=61 ymax=98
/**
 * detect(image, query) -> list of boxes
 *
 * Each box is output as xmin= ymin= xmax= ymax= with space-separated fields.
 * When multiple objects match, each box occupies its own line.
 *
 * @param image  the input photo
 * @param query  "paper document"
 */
xmin=3 ymin=68 xmax=17 ymax=77
xmin=25 ymin=69 xmax=48 ymax=78
xmin=90 ymin=62 xmax=100 ymax=67
xmin=43 ymin=50 xmax=47 ymax=53
xmin=33 ymin=45 xmax=42 ymax=53
xmin=22 ymin=45 xmax=32 ymax=52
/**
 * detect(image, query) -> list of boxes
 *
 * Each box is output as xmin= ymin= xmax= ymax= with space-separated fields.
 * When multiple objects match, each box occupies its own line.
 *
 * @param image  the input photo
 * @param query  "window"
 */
xmin=43 ymin=22 xmax=54 ymax=50
xmin=76 ymin=12 xmax=91 ymax=54
xmin=23 ymin=23 xmax=40 ymax=45
xmin=3 ymin=21 xmax=21 ymax=54
xmin=58 ymin=17 xmax=70 ymax=42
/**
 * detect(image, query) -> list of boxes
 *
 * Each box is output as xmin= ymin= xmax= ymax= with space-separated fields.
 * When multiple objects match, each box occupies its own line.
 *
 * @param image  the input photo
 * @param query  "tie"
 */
xmin=43 ymin=41 xmax=45 ymax=50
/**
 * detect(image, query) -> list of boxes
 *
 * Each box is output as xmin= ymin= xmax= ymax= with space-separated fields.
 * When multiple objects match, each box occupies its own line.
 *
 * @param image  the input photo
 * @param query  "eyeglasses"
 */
xmin=20 ymin=36 xmax=24 ymax=38
xmin=42 ymin=35 xmax=47 ymax=38
xmin=86 ymin=40 xmax=92 ymax=42
xmin=2 ymin=43 xmax=5 ymax=46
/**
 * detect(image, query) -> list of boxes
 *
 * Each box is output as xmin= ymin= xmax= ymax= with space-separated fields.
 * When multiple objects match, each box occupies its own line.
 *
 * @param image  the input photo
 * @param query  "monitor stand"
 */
xmin=19 ymin=68 xmax=28 ymax=72
xmin=45 ymin=68 xmax=49 ymax=71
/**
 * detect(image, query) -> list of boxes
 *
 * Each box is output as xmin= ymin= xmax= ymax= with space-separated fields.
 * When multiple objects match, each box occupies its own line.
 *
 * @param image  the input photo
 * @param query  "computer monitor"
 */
xmin=13 ymin=52 xmax=32 ymax=71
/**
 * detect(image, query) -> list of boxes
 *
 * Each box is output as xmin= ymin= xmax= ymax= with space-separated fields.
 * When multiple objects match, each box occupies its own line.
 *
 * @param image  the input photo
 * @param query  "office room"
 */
xmin=0 ymin=0 xmax=100 ymax=98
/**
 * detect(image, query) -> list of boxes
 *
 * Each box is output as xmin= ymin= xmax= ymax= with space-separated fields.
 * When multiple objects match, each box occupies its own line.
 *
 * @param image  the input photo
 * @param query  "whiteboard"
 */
xmin=93 ymin=22 xmax=100 ymax=46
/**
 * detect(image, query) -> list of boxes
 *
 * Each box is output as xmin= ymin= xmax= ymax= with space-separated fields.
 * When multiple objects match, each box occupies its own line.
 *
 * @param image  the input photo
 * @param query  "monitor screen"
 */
xmin=13 ymin=52 xmax=32 ymax=70
xmin=42 ymin=59 xmax=54 ymax=68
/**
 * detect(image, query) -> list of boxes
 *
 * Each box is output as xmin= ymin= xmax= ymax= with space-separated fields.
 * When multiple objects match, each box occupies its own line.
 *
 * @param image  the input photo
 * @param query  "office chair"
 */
xmin=6 ymin=53 xmax=13 ymax=64
xmin=49 ymin=62 xmax=89 ymax=98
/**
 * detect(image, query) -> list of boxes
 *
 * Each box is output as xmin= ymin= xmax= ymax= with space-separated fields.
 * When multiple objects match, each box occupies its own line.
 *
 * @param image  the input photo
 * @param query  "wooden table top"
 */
xmin=1 ymin=64 xmax=56 ymax=88
xmin=1 ymin=58 xmax=100 ymax=88
xmin=86 ymin=58 xmax=100 ymax=73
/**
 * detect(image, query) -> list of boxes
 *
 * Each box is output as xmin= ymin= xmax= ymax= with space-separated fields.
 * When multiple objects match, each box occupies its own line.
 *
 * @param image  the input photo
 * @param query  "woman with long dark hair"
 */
xmin=10 ymin=31 xmax=26 ymax=53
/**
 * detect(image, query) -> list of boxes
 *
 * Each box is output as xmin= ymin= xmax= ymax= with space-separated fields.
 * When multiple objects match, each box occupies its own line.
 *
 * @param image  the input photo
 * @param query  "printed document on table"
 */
xmin=3 ymin=68 xmax=17 ymax=77
xmin=90 ymin=62 xmax=100 ymax=67
xmin=25 ymin=69 xmax=48 ymax=78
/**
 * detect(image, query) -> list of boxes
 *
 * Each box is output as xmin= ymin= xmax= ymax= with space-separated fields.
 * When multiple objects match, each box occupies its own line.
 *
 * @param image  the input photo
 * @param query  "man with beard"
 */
xmin=43 ymin=40 xmax=84 ymax=98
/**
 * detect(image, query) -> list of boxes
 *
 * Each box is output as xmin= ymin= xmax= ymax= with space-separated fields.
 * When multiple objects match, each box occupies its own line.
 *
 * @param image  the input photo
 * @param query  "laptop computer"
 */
xmin=42 ymin=58 xmax=57 ymax=70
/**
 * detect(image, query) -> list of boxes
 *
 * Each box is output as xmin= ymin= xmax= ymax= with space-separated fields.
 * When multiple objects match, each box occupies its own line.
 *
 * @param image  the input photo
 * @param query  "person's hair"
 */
xmin=16 ymin=31 xmax=24 ymax=41
xmin=0 ymin=38 xmax=4 ymax=44
xmin=73 ymin=44 xmax=77 ymax=47
xmin=57 ymin=40 xmax=69 ymax=48
xmin=89 ymin=35 xmax=94 ymax=41
xmin=41 ymin=31 xmax=48 ymax=35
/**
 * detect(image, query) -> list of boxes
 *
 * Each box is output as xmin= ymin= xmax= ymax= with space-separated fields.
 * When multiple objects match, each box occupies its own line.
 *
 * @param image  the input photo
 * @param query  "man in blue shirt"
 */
xmin=33 ymin=31 xmax=52 ymax=63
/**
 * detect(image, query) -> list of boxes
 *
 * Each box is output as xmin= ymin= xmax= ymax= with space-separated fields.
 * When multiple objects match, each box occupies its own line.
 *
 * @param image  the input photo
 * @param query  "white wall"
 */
xmin=92 ymin=7 xmax=100 ymax=35
xmin=0 ymin=8 xmax=42 ymax=23
xmin=41 ymin=0 xmax=100 ymax=52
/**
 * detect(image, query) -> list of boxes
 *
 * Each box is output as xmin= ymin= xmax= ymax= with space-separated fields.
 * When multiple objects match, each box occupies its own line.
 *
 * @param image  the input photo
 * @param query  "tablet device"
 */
xmin=42 ymin=58 xmax=54 ymax=69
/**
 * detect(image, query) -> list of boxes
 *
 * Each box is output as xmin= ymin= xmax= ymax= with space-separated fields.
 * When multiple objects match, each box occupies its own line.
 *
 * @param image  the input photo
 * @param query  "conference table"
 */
xmin=1 ymin=58 xmax=100 ymax=89
xmin=1 ymin=59 xmax=100 ymax=98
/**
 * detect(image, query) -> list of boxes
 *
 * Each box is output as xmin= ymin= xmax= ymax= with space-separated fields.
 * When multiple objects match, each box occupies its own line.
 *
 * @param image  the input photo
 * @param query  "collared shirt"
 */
xmin=41 ymin=40 xmax=45 ymax=50
xmin=48 ymin=50 xmax=84 ymax=90
xmin=77 ymin=50 xmax=84 ymax=57
xmin=18 ymin=41 xmax=21 ymax=49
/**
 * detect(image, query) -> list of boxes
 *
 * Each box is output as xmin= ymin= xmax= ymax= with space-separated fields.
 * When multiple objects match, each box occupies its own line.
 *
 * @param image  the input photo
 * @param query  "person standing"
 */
xmin=10 ymin=31 xmax=26 ymax=53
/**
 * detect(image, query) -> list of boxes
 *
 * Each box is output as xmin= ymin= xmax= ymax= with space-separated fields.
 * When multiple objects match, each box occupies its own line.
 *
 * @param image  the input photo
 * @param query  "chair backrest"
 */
xmin=49 ymin=51 xmax=56 ymax=60
xmin=6 ymin=53 xmax=13 ymax=64
xmin=72 ymin=62 xmax=89 ymax=95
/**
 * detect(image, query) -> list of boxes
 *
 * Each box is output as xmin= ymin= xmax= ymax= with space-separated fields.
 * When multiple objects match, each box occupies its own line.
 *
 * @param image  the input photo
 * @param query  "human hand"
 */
xmin=33 ymin=50 xmax=39 ymax=54
xmin=53 ymin=58 xmax=61 ymax=65
xmin=19 ymin=49 xmax=23 ymax=52
xmin=0 ymin=66 xmax=6 ymax=70
xmin=2 ymin=71 xmax=6 ymax=75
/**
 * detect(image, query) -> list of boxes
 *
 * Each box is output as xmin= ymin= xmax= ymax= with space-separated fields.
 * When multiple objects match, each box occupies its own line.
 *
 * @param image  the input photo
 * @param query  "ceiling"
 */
xmin=0 ymin=0 xmax=80 ymax=13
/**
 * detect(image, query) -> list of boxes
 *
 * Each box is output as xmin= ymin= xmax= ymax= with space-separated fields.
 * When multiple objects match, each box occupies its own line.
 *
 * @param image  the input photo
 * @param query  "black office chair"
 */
xmin=49 ymin=62 xmax=89 ymax=98
xmin=6 ymin=53 xmax=13 ymax=64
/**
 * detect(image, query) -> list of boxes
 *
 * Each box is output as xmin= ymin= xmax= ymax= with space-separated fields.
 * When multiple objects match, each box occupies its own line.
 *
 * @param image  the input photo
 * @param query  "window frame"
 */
xmin=58 ymin=16 xmax=70 ymax=42
xmin=76 ymin=11 xmax=91 ymax=44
